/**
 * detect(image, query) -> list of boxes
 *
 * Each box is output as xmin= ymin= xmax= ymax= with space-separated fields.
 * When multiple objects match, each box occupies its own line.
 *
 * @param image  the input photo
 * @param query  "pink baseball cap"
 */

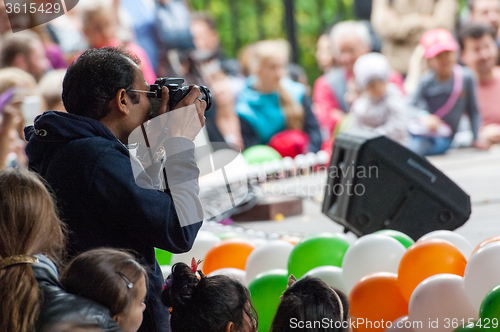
xmin=420 ymin=29 xmax=459 ymax=59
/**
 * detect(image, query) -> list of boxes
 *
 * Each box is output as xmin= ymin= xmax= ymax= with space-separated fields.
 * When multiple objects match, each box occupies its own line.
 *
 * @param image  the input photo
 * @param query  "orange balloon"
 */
xmin=472 ymin=235 xmax=500 ymax=255
xmin=282 ymin=236 xmax=301 ymax=245
xmin=202 ymin=238 xmax=255 ymax=275
xmin=397 ymin=239 xmax=466 ymax=302
xmin=349 ymin=272 xmax=408 ymax=332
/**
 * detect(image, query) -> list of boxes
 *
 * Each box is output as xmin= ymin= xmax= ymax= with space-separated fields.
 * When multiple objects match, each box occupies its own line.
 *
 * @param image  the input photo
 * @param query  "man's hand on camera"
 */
xmin=157 ymin=85 xmax=206 ymax=142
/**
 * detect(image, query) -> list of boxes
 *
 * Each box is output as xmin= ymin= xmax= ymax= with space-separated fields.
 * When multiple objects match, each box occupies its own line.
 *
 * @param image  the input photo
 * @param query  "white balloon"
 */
xmin=384 ymin=316 xmax=415 ymax=332
xmin=160 ymin=265 xmax=172 ymax=279
xmin=208 ymin=268 xmax=247 ymax=285
xmin=409 ymin=274 xmax=478 ymax=332
xmin=464 ymin=241 xmax=500 ymax=311
xmin=342 ymin=234 xmax=406 ymax=293
xmin=334 ymin=232 xmax=357 ymax=245
xmin=418 ymin=231 xmax=473 ymax=259
xmin=170 ymin=231 xmax=221 ymax=269
xmin=245 ymin=240 xmax=294 ymax=284
xmin=304 ymin=266 xmax=347 ymax=294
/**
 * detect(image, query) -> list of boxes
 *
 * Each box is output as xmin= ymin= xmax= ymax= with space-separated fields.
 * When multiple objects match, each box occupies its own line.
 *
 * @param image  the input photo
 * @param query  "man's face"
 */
xmin=462 ymin=34 xmax=499 ymax=77
xmin=336 ymin=35 xmax=369 ymax=74
xmin=471 ymin=0 xmax=500 ymax=34
xmin=28 ymin=40 xmax=51 ymax=81
xmin=128 ymin=63 xmax=152 ymax=128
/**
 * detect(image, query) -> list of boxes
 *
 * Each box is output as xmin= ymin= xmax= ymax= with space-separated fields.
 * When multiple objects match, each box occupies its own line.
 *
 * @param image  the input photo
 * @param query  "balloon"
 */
xmin=472 ymin=235 xmax=500 ymax=255
xmin=217 ymin=231 xmax=246 ymax=240
xmin=342 ymin=234 xmax=406 ymax=293
xmin=242 ymin=145 xmax=282 ymax=165
xmin=155 ymin=248 xmax=172 ymax=266
xmin=304 ymin=265 xmax=347 ymax=294
xmin=170 ymin=231 xmax=220 ymax=269
xmin=208 ymin=268 xmax=247 ymax=285
xmin=464 ymin=242 xmax=500 ymax=311
xmin=398 ymin=239 xmax=467 ymax=302
xmin=288 ymin=232 xmax=350 ymax=279
xmin=350 ymin=272 xmax=408 ymax=332
xmin=479 ymin=284 xmax=500 ymax=331
xmin=375 ymin=230 xmax=415 ymax=249
xmin=248 ymin=269 xmax=289 ymax=332
xmin=245 ymin=240 xmax=294 ymax=284
xmin=418 ymin=231 xmax=473 ymax=259
xmin=282 ymin=236 xmax=301 ymax=245
xmin=384 ymin=316 xmax=415 ymax=331
xmin=203 ymin=238 xmax=255 ymax=275
xmin=408 ymin=274 xmax=478 ymax=332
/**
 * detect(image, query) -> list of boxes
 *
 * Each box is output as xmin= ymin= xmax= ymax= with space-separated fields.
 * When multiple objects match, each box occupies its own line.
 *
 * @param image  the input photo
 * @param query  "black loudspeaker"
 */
xmin=322 ymin=130 xmax=471 ymax=240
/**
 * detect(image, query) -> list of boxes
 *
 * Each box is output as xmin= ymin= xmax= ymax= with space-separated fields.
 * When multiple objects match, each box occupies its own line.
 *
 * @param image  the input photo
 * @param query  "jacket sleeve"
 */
xmin=302 ymin=96 xmax=323 ymax=153
xmin=89 ymin=139 xmax=202 ymax=253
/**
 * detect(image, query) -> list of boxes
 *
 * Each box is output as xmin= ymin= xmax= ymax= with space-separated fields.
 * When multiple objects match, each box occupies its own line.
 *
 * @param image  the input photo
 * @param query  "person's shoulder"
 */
xmin=460 ymin=65 xmax=476 ymax=81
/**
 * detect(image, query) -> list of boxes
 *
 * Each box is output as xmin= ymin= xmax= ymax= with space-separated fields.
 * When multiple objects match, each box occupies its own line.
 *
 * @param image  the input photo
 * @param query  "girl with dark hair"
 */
xmin=162 ymin=262 xmax=258 ymax=332
xmin=0 ymin=167 xmax=120 ymax=332
xmin=61 ymin=248 xmax=148 ymax=332
xmin=271 ymin=276 xmax=349 ymax=332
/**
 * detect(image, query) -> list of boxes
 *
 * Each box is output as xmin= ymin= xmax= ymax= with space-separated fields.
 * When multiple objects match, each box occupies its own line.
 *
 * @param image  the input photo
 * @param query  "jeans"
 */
xmin=408 ymin=136 xmax=452 ymax=156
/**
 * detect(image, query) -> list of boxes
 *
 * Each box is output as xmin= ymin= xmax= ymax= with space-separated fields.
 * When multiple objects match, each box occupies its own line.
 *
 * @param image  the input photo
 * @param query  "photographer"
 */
xmin=24 ymin=47 xmax=206 ymax=332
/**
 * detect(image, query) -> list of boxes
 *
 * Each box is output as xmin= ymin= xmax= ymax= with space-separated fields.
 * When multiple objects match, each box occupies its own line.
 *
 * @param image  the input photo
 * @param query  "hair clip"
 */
xmin=191 ymin=258 xmax=203 ymax=273
xmin=116 ymin=271 xmax=134 ymax=289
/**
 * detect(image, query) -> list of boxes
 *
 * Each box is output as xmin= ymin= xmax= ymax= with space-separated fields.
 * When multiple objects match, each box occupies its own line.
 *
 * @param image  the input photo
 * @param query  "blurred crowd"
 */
xmin=1 ymin=0 xmax=500 ymax=171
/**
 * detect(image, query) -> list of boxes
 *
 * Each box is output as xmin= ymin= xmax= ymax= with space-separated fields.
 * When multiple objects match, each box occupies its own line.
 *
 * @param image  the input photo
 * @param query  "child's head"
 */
xmin=353 ymin=52 xmax=390 ymax=100
xmin=271 ymin=276 xmax=349 ymax=332
xmin=60 ymin=248 xmax=148 ymax=332
xmin=420 ymin=29 xmax=459 ymax=79
xmin=162 ymin=262 xmax=257 ymax=332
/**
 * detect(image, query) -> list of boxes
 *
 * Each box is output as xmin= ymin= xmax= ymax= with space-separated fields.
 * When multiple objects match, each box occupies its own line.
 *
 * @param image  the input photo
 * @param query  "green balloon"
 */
xmin=242 ymin=145 xmax=282 ymax=165
xmin=453 ymin=322 xmax=483 ymax=331
xmin=374 ymin=230 xmax=415 ymax=249
xmin=248 ymin=269 xmax=289 ymax=332
xmin=155 ymin=248 xmax=172 ymax=266
xmin=287 ymin=232 xmax=349 ymax=279
xmin=480 ymin=285 xmax=500 ymax=331
xmin=217 ymin=231 xmax=246 ymax=240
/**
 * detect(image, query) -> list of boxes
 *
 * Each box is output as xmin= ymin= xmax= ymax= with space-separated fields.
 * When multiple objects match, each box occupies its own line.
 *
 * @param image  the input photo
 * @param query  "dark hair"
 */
xmin=0 ymin=30 xmax=40 ymax=68
xmin=162 ymin=262 xmax=257 ymax=332
xmin=0 ymin=167 xmax=66 ymax=332
xmin=62 ymin=47 xmax=141 ymax=120
xmin=191 ymin=12 xmax=217 ymax=31
xmin=271 ymin=277 xmax=349 ymax=332
xmin=60 ymin=248 xmax=148 ymax=316
xmin=459 ymin=23 xmax=497 ymax=50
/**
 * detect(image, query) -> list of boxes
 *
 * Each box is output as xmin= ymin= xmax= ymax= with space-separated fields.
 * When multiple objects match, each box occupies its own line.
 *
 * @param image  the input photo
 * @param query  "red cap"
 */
xmin=420 ymin=29 xmax=459 ymax=59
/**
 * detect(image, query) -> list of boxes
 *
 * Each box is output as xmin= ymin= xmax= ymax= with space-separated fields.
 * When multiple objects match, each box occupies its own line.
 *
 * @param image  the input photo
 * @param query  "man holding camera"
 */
xmin=25 ymin=47 xmax=206 ymax=332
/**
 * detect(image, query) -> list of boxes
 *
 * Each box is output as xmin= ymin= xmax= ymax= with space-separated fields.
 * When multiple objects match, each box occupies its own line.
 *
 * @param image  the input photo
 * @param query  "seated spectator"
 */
xmin=315 ymin=32 xmax=336 ymax=74
xmin=162 ymin=262 xmax=257 ymax=332
xmin=61 ymin=248 xmax=148 ymax=332
xmin=0 ymin=30 xmax=52 ymax=82
xmin=312 ymin=21 xmax=404 ymax=142
xmin=235 ymin=39 xmax=322 ymax=156
xmin=0 ymin=167 xmax=120 ymax=332
xmin=408 ymin=29 xmax=486 ymax=156
xmin=371 ymin=0 xmax=456 ymax=75
xmin=38 ymin=69 xmax=67 ymax=113
xmin=80 ymin=3 xmax=157 ymax=84
xmin=467 ymin=0 xmax=500 ymax=47
xmin=271 ymin=276 xmax=349 ymax=332
xmin=461 ymin=23 xmax=500 ymax=147
xmin=351 ymin=53 xmax=409 ymax=146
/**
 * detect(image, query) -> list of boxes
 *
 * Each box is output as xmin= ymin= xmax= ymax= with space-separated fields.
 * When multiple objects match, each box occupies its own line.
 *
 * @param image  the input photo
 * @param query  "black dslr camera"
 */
xmin=149 ymin=78 xmax=212 ymax=119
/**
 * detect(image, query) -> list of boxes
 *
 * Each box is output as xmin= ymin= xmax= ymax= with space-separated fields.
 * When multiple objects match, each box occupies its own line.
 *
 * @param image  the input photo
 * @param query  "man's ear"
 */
xmin=12 ymin=54 xmax=28 ymax=71
xmin=114 ymin=88 xmax=129 ymax=116
xmin=113 ymin=313 xmax=122 ymax=325
xmin=225 ymin=322 xmax=235 ymax=332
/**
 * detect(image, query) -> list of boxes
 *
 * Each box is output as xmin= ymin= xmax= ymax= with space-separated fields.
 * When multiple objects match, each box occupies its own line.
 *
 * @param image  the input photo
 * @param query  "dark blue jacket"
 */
xmin=25 ymin=111 xmax=203 ymax=332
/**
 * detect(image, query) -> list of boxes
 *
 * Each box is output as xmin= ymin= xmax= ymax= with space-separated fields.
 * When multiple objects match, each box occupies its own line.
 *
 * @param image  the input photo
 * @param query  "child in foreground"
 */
xmin=162 ymin=262 xmax=257 ymax=332
xmin=271 ymin=276 xmax=349 ymax=332
xmin=60 ymin=248 xmax=148 ymax=332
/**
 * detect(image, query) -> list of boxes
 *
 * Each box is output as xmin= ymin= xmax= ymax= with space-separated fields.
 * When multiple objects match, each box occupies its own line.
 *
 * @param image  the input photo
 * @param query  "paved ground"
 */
xmin=235 ymin=145 xmax=500 ymax=248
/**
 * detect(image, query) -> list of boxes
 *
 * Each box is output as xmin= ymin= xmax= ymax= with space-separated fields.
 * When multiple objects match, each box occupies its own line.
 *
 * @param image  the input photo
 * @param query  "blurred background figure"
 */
xmin=467 ymin=0 xmax=500 ymax=47
xmin=38 ymin=69 xmax=67 ymax=113
xmin=235 ymin=39 xmax=322 ymax=157
xmin=371 ymin=0 xmax=457 ymax=75
xmin=80 ymin=2 xmax=156 ymax=84
xmin=351 ymin=53 xmax=409 ymax=146
xmin=460 ymin=23 xmax=500 ymax=147
xmin=315 ymin=32 xmax=336 ymax=74
xmin=0 ymin=31 xmax=52 ymax=82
